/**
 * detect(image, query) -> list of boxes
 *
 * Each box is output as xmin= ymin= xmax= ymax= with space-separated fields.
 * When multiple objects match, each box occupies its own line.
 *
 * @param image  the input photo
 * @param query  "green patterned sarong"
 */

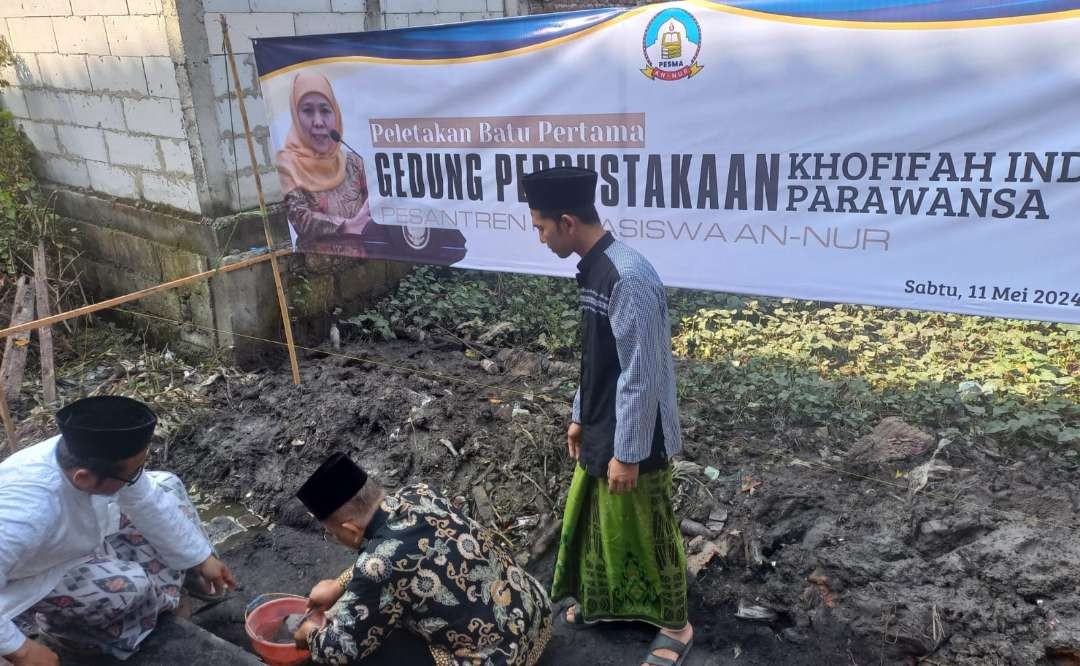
xmin=550 ymin=465 xmax=687 ymax=629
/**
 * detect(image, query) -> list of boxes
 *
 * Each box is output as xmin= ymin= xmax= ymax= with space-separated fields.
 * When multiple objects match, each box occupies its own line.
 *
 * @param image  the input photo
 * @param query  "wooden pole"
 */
xmin=1 ymin=277 xmax=35 ymax=399
xmin=0 ymin=250 xmax=289 ymax=341
xmin=219 ymin=15 xmax=302 ymax=386
xmin=33 ymin=242 xmax=56 ymax=406
xmin=0 ymin=380 xmax=16 ymax=454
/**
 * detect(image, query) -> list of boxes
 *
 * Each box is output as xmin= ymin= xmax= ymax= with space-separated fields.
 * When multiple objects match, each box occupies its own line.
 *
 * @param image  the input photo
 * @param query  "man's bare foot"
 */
xmin=642 ymin=622 xmax=693 ymax=665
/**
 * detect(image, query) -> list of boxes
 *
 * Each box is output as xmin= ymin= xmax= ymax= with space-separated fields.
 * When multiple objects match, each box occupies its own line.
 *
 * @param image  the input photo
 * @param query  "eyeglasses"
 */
xmin=104 ymin=464 xmax=145 ymax=487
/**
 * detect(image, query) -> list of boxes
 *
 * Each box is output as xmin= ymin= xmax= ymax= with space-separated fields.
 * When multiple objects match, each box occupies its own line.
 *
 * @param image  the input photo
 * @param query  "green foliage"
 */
xmin=348 ymin=267 xmax=581 ymax=356
xmin=0 ymin=109 xmax=41 ymax=275
xmin=674 ymin=299 xmax=1079 ymax=447
xmin=352 ymin=267 xmax=1077 ymax=450
xmin=0 ymin=37 xmax=13 ymax=89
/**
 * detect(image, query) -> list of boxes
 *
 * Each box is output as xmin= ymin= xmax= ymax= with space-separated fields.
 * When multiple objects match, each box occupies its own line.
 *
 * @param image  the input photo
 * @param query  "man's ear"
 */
xmin=340 ymin=520 xmax=365 ymax=547
xmin=560 ymin=213 xmax=576 ymax=233
xmin=71 ymin=468 xmax=98 ymax=492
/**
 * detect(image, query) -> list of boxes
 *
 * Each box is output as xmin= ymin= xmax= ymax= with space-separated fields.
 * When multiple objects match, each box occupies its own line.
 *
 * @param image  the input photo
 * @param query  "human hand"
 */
xmin=307 ymin=579 xmax=345 ymax=613
xmin=194 ymin=556 xmax=237 ymax=596
xmin=7 ymin=639 xmax=59 ymax=666
xmin=293 ymin=618 xmax=323 ymax=650
xmin=340 ymin=201 xmax=372 ymax=235
xmin=567 ymin=422 xmax=582 ymax=460
xmin=607 ymin=459 xmax=639 ymax=495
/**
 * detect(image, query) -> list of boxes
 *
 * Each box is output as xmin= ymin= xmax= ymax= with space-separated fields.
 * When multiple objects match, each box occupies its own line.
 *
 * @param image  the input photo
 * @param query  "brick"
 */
xmin=52 ymin=16 xmax=110 ymax=54
xmin=123 ymin=97 xmax=185 ymax=138
xmin=105 ymin=131 xmax=157 ymax=168
xmin=331 ymin=0 xmax=366 ymax=10
xmin=0 ymin=1 xmax=71 ymax=18
xmin=221 ymin=135 xmax=272 ymax=175
xmin=17 ymin=120 xmax=60 ymax=153
xmin=205 ymin=12 xmax=294 ymax=55
xmin=143 ymin=56 xmax=179 ymax=99
xmin=209 ymin=53 xmax=259 ymax=98
xmin=487 ymin=0 xmax=501 ymax=11
xmin=36 ymin=53 xmax=92 ymax=90
xmin=70 ymin=0 xmax=127 ymax=14
xmin=159 ymin=138 xmax=194 ymax=175
xmin=3 ymin=54 xmax=45 ymax=88
xmin=383 ymin=14 xmax=409 ymax=29
xmin=250 ymin=0 xmax=329 ymax=10
xmin=105 ymin=15 xmax=169 ymax=57
xmin=203 ymin=0 xmax=250 ymax=11
xmin=229 ymin=171 xmax=281 ymax=210
xmin=215 ymin=95 xmax=269 ymax=137
xmin=142 ymin=173 xmax=200 ymax=212
xmin=87 ymin=161 xmax=138 ymax=198
xmin=8 ymin=17 xmax=57 ymax=52
xmin=0 ymin=86 xmax=30 ymax=118
xmin=57 ymin=124 xmax=108 ymax=160
xmin=26 ymin=90 xmax=125 ymax=129
xmin=438 ymin=0 xmax=487 ymax=12
xmin=295 ymin=13 xmax=366 ymax=36
xmin=40 ymin=154 xmax=90 ymax=187
xmin=461 ymin=11 xmax=496 ymax=21
xmin=87 ymin=55 xmax=147 ymax=94
xmin=126 ymin=0 xmax=162 ymax=13
xmin=383 ymin=0 xmax=437 ymax=12
xmin=409 ymin=12 xmax=453 ymax=26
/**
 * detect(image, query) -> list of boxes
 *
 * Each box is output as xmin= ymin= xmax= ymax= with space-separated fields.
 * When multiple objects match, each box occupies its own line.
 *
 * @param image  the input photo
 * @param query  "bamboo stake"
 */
xmin=219 ymin=15 xmax=302 ymax=386
xmin=33 ymin=242 xmax=56 ymax=406
xmin=1 ymin=277 xmax=35 ymax=399
xmin=0 ymin=250 xmax=289 ymax=341
xmin=0 ymin=380 xmax=15 ymax=454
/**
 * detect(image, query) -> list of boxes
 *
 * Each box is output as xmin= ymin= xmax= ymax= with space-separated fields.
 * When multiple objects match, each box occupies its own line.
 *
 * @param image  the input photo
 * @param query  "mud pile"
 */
xmin=171 ymin=338 xmax=1080 ymax=665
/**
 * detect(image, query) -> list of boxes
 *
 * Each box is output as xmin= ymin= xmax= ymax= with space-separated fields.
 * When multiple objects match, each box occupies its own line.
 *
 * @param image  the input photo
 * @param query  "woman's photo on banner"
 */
xmin=276 ymin=70 xmax=467 ymax=265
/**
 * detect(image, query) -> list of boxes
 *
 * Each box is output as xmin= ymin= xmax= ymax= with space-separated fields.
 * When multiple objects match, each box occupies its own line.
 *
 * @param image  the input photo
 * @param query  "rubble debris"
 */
xmin=680 ymin=518 xmax=718 ymax=540
xmin=471 ymin=485 xmax=496 ymax=525
xmin=734 ymin=599 xmax=779 ymax=623
xmin=847 ymin=417 xmax=934 ymax=466
xmin=481 ymin=359 xmax=500 ymax=374
xmin=687 ymin=541 xmax=724 ymax=577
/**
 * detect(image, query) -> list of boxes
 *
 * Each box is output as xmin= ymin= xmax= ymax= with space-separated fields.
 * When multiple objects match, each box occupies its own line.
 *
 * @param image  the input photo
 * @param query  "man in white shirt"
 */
xmin=0 ymin=396 xmax=235 ymax=665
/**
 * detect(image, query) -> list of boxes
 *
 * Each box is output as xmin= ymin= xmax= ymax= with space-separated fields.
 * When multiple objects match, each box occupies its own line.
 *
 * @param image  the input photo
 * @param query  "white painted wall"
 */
xmin=0 ymin=0 xmax=200 ymax=212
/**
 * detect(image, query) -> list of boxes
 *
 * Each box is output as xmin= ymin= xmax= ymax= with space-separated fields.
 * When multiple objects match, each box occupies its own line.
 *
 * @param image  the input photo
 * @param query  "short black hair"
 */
xmin=536 ymin=205 xmax=600 ymax=226
xmin=55 ymin=437 xmax=127 ymax=479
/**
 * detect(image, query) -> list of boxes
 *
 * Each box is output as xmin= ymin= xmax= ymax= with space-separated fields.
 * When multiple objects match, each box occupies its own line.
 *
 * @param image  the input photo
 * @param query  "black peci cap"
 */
xmin=522 ymin=167 xmax=597 ymax=210
xmin=56 ymin=396 xmax=157 ymax=461
xmin=296 ymin=452 xmax=369 ymax=521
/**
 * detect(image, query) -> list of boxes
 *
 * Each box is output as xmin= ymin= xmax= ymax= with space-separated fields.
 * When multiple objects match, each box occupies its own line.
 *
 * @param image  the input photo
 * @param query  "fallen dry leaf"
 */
xmin=740 ymin=475 xmax=763 ymax=494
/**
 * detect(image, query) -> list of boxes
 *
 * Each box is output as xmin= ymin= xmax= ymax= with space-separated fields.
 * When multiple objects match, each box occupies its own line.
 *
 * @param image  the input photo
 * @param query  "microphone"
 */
xmin=329 ymin=130 xmax=363 ymax=158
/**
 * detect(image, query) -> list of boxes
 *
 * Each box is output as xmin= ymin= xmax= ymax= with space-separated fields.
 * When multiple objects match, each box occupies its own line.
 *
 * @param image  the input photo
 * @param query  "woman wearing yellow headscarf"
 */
xmin=278 ymin=72 xmax=374 ymax=254
xmin=277 ymin=71 xmax=467 ymax=264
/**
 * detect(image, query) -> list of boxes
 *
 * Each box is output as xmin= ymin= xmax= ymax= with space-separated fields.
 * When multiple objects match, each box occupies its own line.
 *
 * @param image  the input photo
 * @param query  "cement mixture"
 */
xmin=168 ymin=338 xmax=1080 ymax=665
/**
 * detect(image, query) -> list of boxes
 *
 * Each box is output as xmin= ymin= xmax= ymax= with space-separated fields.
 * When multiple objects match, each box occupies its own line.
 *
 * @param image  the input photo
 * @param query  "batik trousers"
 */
xmin=16 ymin=472 xmax=207 ymax=660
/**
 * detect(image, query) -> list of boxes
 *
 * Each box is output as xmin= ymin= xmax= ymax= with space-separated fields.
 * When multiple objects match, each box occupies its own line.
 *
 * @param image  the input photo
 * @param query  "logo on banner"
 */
xmin=402 ymin=224 xmax=430 ymax=250
xmin=641 ymin=8 xmax=702 ymax=81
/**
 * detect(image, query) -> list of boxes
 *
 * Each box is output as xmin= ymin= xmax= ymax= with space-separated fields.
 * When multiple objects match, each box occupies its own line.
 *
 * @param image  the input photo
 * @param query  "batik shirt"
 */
xmin=309 ymin=484 xmax=552 ymax=666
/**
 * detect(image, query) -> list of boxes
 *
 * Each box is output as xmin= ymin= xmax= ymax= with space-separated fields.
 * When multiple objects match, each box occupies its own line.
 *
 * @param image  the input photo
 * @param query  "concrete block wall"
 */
xmin=528 ymin=0 xmax=642 ymax=15
xmin=0 ymin=0 xmax=201 ymax=213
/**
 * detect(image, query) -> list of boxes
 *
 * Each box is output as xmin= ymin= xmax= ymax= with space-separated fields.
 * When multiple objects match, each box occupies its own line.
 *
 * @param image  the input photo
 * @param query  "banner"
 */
xmin=253 ymin=1 xmax=1080 ymax=323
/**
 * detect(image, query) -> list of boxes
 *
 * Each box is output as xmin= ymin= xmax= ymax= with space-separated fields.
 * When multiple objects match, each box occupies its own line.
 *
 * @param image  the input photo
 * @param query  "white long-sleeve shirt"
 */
xmin=0 ymin=437 xmax=211 ymax=656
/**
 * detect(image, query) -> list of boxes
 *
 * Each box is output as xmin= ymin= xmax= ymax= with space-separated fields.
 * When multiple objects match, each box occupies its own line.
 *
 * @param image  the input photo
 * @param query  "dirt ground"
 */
xmin=158 ymin=336 xmax=1080 ymax=666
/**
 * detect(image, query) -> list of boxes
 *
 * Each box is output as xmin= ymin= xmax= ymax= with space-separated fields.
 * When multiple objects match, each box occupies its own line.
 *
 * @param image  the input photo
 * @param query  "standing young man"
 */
xmin=524 ymin=167 xmax=692 ymax=666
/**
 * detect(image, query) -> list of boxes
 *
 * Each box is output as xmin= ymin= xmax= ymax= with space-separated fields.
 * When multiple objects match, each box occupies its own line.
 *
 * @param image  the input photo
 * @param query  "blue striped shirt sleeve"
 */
xmin=572 ymin=387 xmax=581 ymax=423
xmin=607 ymin=274 xmax=664 ymax=464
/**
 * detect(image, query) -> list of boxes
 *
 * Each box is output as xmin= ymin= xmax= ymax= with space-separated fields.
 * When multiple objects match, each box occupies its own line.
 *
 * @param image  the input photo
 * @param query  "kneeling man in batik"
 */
xmin=0 ymin=396 xmax=234 ymax=665
xmin=292 ymin=452 xmax=553 ymax=666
